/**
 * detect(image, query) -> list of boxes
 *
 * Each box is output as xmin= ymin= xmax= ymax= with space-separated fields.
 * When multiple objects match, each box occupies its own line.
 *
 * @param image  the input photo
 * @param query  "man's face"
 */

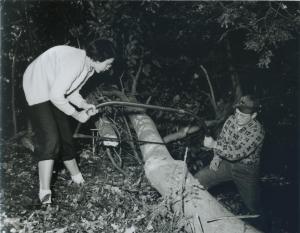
xmin=235 ymin=108 xmax=256 ymax=126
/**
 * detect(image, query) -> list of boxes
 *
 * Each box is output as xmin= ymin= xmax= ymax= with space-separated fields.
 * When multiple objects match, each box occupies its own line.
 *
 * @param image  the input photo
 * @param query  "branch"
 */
xmin=106 ymin=148 xmax=127 ymax=177
xmin=269 ymin=2 xmax=293 ymax=21
xmin=145 ymin=96 xmax=152 ymax=104
xmin=163 ymin=118 xmax=225 ymax=144
xmin=11 ymin=32 xmax=22 ymax=136
xmin=200 ymin=65 xmax=217 ymax=113
xmin=122 ymin=115 xmax=142 ymax=164
xmin=76 ymin=37 xmax=81 ymax=48
xmin=119 ymin=72 xmax=125 ymax=93
xmin=181 ymin=147 xmax=189 ymax=214
xmin=131 ymin=53 xmax=144 ymax=95
xmin=207 ymin=214 xmax=260 ymax=223
xmin=163 ymin=126 xmax=200 ymax=143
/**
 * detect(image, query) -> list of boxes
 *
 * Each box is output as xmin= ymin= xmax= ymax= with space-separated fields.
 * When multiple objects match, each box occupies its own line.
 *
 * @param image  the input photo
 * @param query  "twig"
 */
xmin=122 ymin=115 xmax=142 ymax=164
xmin=119 ymin=72 xmax=125 ymax=94
xmin=200 ymin=90 xmax=210 ymax=98
xmin=11 ymin=47 xmax=18 ymax=136
xmin=131 ymin=54 xmax=144 ymax=95
xmin=181 ymin=147 xmax=189 ymax=214
xmin=189 ymin=221 xmax=195 ymax=233
xmin=207 ymin=214 xmax=260 ymax=223
xmin=272 ymin=2 xmax=281 ymax=18
xmin=106 ymin=148 xmax=127 ymax=177
xmin=269 ymin=2 xmax=293 ymax=20
xmin=123 ymin=116 xmax=143 ymax=164
xmin=197 ymin=214 xmax=205 ymax=233
xmin=145 ymin=96 xmax=152 ymax=104
xmin=112 ymin=147 xmax=123 ymax=167
xmin=76 ymin=37 xmax=81 ymax=48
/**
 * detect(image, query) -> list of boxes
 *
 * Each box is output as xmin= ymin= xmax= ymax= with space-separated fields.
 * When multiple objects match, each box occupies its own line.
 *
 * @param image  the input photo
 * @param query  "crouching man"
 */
xmin=194 ymin=95 xmax=267 ymax=230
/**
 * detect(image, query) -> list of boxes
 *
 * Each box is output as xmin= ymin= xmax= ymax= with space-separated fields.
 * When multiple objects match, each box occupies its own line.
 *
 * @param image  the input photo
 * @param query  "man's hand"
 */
xmin=203 ymin=136 xmax=217 ymax=149
xmin=72 ymin=110 xmax=90 ymax=123
xmin=209 ymin=156 xmax=222 ymax=171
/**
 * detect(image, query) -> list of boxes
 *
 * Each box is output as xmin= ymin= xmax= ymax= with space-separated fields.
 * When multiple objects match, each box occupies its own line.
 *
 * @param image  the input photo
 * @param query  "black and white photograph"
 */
xmin=0 ymin=1 xmax=299 ymax=232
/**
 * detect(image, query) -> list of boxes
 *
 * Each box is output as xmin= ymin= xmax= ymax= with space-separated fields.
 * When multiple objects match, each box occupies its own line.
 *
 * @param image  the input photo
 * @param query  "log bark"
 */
xmin=128 ymin=113 xmax=261 ymax=233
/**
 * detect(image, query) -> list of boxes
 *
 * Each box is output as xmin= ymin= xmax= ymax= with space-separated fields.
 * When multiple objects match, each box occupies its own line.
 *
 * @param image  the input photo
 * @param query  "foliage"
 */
xmin=2 ymin=1 xmax=299 ymax=137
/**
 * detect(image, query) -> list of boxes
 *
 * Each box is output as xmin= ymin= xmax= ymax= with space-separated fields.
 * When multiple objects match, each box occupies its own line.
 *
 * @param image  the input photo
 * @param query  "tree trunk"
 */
xmin=128 ymin=113 xmax=261 ymax=233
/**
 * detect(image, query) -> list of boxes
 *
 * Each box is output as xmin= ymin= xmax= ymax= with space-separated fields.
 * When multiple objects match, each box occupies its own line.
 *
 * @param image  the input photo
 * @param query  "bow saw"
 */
xmin=73 ymin=101 xmax=208 ymax=145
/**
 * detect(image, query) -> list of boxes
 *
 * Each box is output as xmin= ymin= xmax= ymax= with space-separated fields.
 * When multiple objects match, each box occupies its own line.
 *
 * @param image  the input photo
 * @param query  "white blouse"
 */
xmin=23 ymin=45 xmax=94 ymax=115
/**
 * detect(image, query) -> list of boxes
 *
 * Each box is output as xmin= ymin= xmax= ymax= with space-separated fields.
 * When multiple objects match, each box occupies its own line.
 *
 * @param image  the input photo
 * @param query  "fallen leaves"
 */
xmin=2 ymin=138 xmax=290 ymax=232
xmin=0 ymin=144 xmax=182 ymax=233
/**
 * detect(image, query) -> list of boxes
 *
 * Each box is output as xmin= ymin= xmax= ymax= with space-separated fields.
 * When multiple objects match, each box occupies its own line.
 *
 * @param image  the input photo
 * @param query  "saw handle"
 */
xmin=85 ymin=107 xmax=98 ymax=116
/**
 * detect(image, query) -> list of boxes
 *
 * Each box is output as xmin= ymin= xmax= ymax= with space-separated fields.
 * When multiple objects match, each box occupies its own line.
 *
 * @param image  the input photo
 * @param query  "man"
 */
xmin=23 ymin=44 xmax=114 ymax=205
xmin=194 ymin=95 xmax=265 ymax=214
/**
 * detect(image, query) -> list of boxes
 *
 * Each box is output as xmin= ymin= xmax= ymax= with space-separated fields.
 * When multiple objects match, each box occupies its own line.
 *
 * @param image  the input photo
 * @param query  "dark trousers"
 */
xmin=29 ymin=101 xmax=75 ymax=162
xmin=194 ymin=160 xmax=261 ymax=213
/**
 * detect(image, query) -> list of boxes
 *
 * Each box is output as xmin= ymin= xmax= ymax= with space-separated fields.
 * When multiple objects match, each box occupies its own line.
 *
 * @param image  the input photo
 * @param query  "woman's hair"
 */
xmin=86 ymin=39 xmax=116 ymax=61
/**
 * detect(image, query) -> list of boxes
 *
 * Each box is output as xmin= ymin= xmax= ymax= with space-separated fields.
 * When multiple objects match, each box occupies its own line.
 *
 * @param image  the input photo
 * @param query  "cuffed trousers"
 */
xmin=29 ymin=101 xmax=75 ymax=162
xmin=194 ymin=160 xmax=261 ymax=213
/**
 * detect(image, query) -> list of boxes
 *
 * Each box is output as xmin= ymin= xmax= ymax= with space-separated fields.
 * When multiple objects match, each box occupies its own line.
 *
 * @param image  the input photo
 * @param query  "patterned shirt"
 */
xmin=214 ymin=114 xmax=265 ymax=165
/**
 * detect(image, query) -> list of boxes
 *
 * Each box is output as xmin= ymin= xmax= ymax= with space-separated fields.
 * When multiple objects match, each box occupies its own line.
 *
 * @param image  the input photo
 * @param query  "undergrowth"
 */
xmin=0 ymin=139 xmax=189 ymax=233
xmin=0 ymin=136 xmax=295 ymax=232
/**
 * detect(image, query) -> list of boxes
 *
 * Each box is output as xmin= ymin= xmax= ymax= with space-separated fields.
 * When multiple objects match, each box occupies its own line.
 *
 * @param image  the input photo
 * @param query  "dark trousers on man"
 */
xmin=194 ymin=159 xmax=270 ymax=231
xmin=194 ymin=160 xmax=261 ymax=213
xmin=29 ymin=101 xmax=75 ymax=162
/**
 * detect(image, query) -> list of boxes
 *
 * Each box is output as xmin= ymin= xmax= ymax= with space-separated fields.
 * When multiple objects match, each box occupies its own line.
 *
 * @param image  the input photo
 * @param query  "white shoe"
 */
xmin=39 ymin=190 xmax=52 ymax=204
xmin=71 ymin=173 xmax=85 ymax=184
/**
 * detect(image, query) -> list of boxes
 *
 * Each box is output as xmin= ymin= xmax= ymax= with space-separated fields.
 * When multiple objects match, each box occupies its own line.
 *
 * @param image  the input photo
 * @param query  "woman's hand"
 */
xmin=72 ymin=110 xmax=90 ymax=123
xmin=81 ymin=103 xmax=98 ymax=116
xmin=94 ymin=58 xmax=114 ymax=73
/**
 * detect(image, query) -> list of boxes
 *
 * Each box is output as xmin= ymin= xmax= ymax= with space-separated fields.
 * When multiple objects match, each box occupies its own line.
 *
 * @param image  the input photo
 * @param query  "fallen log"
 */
xmin=89 ymin=90 xmax=261 ymax=232
xmin=128 ymin=113 xmax=262 ymax=233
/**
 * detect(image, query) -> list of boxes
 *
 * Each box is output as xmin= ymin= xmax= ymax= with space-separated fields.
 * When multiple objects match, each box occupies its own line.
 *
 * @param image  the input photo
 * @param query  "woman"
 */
xmin=23 ymin=44 xmax=114 ymax=204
